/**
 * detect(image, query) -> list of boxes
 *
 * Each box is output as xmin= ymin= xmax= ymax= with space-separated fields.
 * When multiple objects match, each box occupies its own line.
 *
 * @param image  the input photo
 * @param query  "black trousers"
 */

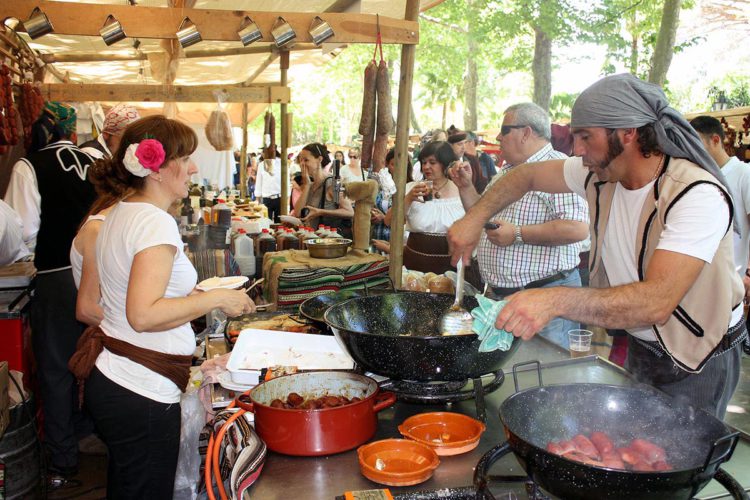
xmin=85 ymin=367 xmax=181 ymax=500
xmin=262 ymin=196 xmax=281 ymax=222
xmin=31 ymin=269 xmax=92 ymax=471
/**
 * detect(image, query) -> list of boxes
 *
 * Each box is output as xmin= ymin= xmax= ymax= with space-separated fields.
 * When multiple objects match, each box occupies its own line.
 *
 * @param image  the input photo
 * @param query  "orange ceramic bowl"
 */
xmin=357 ymin=439 xmax=440 ymax=486
xmin=398 ymin=412 xmax=486 ymax=456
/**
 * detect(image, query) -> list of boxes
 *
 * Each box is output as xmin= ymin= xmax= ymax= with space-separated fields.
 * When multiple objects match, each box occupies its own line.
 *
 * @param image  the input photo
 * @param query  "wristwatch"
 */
xmin=513 ymin=225 xmax=524 ymax=245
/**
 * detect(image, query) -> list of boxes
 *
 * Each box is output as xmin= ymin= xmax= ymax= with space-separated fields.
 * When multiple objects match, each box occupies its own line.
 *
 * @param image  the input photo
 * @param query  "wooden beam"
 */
xmin=2 ymin=1 xmax=418 ymax=44
xmin=39 ymin=43 xmax=319 ymax=64
xmin=243 ymin=53 xmax=279 ymax=86
xmin=324 ymin=0 xmax=360 ymax=12
xmin=240 ymin=103 xmax=248 ymax=199
xmin=40 ymin=83 xmax=290 ymax=103
xmin=280 ymin=50 xmax=290 ymax=216
xmin=390 ymin=0 xmax=420 ymax=286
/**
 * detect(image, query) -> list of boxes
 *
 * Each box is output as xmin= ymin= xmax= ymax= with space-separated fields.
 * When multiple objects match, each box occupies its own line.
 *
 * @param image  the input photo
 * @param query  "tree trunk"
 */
xmin=442 ymin=101 xmax=448 ymax=130
xmin=648 ymin=0 xmax=682 ymax=86
xmin=532 ymin=26 xmax=552 ymax=112
xmin=628 ymin=10 xmax=638 ymax=74
xmin=410 ymin=110 xmax=421 ymax=133
xmin=464 ymin=56 xmax=478 ymax=131
xmin=463 ymin=2 xmax=478 ymax=132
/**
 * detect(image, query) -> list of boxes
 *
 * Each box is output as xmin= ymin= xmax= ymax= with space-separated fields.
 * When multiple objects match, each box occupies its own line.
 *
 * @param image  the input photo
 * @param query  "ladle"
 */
xmin=438 ymin=259 xmax=474 ymax=335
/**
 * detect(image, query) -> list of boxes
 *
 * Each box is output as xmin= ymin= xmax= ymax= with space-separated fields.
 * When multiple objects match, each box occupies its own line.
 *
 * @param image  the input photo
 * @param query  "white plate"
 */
xmin=217 ymin=371 xmax=255 ymax=392
xmin=197 ymin=275 xmax=249 ymax=291
xmin=279 ymin=215 xmax=302 ymax=226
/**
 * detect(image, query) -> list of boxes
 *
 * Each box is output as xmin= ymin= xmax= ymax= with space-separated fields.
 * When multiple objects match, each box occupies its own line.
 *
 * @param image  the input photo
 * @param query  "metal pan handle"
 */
xmin=702 ymin=432 xmax=740 ymax=471
xmin=511 ymin=360 xmax=544 ymax=393
xmin=473 ymin=441 xmax=514 ymax=498
xmin=713 ymin=468 xmax=750 ymax=500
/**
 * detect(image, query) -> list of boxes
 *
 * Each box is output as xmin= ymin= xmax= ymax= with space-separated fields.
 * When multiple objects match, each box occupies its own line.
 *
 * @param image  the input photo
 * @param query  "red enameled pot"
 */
xmin=236 ymin=371 xmax=396 ymax=456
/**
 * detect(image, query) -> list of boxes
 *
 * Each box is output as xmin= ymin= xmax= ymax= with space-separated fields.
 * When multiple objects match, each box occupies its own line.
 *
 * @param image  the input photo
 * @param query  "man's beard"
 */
xmin=592 ymin=130 xmax=624 ymax=170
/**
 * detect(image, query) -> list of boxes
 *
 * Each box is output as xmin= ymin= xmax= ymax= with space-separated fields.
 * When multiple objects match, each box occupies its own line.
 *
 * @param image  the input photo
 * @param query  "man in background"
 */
xmin=257 ymin=148 xmax=281 ymax=221
xmin=450 ymin=102 xmax=589 ymax=349
xmin=691 ymin=115 xmax=750 ymax=356
xmin=5 ymin=102 xmax=98 ymax=483
xmin=79 ymin=103 xmax=140 ymax=160
xmin=466 ymin=131 xmax=497 ymax=183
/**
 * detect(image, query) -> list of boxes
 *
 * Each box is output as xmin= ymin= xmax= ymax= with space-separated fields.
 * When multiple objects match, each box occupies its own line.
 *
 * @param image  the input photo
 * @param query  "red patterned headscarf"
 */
xmin=103 ymin=104 xmax=141 ymax=135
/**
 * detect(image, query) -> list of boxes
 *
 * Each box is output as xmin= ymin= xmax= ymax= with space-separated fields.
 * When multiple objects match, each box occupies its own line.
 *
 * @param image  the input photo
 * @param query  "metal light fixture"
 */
xmin=176 ymin=17 xmax=201 ymax=48
xmin=309 ymin=16 xmax=334 ymax=46
xmin=24 ymin=7 xmax=54 ymax=39
xmin=237 ymin=16 xmax=262 ymax=46
xmin=100 ymin=14 xmax=127 ymax=46
xmin=271 ymin=16 xmax=296 ymax=48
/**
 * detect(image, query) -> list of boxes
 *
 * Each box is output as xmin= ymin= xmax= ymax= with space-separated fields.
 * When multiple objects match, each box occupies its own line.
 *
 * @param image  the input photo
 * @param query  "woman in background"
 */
xmin=334 ymin=150 xmax=346 ymax=167
xmin=340 ymin=147 xmax=364 ymax=184
xmin=371 ymin=148 xmax=413 ymax=243
xmin=293 ymin=143 xmax=354 ymax=235
xmin=401 ymin=141 xmax=464 ymax=274
xmin=70 ymin=191 xmax=121 ymax=326
xmin=69 ymin=115 xmax=254 ymax=499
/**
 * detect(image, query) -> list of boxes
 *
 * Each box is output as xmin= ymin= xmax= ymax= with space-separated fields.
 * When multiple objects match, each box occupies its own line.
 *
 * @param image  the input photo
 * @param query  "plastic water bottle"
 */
xmin=233 ymin=230 xmax=255 ymax=276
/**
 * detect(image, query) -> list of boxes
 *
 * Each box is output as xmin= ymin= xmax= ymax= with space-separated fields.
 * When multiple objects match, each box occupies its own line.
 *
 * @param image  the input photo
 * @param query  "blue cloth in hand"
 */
xmin=471 ymin=294 xmax=514 ymax=352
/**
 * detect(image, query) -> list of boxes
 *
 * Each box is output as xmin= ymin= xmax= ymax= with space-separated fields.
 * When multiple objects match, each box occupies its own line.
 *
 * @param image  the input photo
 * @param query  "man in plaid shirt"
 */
xmin=450 ymin=102 xmax=589 ymax=349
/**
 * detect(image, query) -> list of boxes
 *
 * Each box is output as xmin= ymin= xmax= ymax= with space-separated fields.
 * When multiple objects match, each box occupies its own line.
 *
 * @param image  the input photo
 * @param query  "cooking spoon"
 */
xmin=439 ymin=258 xmax=474 ymax=336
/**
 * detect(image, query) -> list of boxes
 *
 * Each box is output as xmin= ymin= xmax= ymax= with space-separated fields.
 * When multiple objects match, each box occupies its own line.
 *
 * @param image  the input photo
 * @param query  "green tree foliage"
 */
xmin=591 ymin=0 xmax=695 ymax=82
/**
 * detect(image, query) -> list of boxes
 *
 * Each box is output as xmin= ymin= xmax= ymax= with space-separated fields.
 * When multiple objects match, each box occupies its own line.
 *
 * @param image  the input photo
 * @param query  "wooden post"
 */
xmin=389 ymin=0 xmax=420 ymax=287
xmin=280 ymin=50 xmax=290 ymax=216
xmin=240 ymin=103 xmax=249 ymax=199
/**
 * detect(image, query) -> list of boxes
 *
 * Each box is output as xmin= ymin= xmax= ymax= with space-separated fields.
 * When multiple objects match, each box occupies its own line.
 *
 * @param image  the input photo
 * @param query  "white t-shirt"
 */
xmin=340 ymin=165 xmax=365 ymax=185
xmin=256 ymin=158 xmax=281 ymax=198
xmin=721 ymin=156 xmax=750 ymax=275
xmin=0 ymin=200 xmax=31 ymax=266
xmin=405 ymin=181 xmax=465 ymax=234
xmin=95 ymin=201 xmax=197 ymax=403
xmin=70 ymin=214 xmax=106 ymax=289
xmin=563 ymin=156 xmax=741 ymax=340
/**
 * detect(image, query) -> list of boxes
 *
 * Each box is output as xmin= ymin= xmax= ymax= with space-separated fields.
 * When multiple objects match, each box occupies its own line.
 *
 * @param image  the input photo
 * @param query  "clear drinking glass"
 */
xmin=568 ymin=329 xmax=593 ymax=358
xmin=422 ymin=180 xmax=434 ymax=202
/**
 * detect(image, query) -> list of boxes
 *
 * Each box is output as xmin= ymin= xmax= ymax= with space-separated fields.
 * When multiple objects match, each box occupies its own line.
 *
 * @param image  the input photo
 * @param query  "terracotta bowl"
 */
xmin=357 ymin=439 xmax=440 ymax=486
xmin=398 ymin=412 xmax=486 ymax=456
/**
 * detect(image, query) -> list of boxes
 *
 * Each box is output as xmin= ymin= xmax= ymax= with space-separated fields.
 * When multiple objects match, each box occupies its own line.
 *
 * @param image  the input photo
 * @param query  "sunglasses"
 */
xmin=348 ymin=155 xmax=358 ymax=159
xmin=500 ymin=124 xmax=527 ymax=136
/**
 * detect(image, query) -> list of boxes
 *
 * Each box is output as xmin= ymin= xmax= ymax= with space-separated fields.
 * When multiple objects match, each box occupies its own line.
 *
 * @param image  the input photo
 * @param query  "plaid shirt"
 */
xmin=477 ymin=144 xmax=589 ymax=288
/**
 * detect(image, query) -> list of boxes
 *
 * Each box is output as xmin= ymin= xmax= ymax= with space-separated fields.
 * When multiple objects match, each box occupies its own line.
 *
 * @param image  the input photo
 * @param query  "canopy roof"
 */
xmin=2 ymin=0 xmax=440 ymax=123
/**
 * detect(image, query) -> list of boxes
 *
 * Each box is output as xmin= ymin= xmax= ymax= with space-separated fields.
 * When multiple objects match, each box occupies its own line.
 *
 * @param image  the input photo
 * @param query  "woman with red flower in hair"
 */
xmin=69 ymin=115 xmax=255 ymax=499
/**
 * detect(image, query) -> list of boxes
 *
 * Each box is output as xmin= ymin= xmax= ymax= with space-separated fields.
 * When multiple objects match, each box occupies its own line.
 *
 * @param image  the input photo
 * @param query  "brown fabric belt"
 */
xmin=69 ymin=326 xmax=193 ymax=395
xmin=491 ymin=268 xmax=575 ymax=296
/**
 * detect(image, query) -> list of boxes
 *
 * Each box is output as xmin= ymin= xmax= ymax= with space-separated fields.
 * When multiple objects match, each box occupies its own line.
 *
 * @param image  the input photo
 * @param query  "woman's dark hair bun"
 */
xmin=88 ymin=157 xmax=142 ymax=198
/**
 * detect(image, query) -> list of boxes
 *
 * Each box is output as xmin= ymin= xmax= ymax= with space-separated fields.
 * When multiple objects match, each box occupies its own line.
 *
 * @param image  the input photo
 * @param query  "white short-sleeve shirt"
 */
xmin=95 ymin=201 xmax=197 ymax=403
xmin=563 ymin=156 xmax=740 ymax=340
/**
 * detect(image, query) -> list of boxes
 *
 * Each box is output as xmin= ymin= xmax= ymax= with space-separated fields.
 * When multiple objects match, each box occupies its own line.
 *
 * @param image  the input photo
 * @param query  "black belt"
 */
xmin=491 ymin=268 xmax=575 ymax=296
xmin=263 ymin=194 xmax=281 ymax=200
xmin=635 ymin=316 xmax=747 ymax=359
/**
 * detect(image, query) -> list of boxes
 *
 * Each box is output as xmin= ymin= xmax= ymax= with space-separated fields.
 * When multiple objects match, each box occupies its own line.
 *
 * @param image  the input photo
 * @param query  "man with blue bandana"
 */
xmin=5 ymin=102 xmax=98 ymax=483
xmin=447 ymin=74 xmax=746 ymax=418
